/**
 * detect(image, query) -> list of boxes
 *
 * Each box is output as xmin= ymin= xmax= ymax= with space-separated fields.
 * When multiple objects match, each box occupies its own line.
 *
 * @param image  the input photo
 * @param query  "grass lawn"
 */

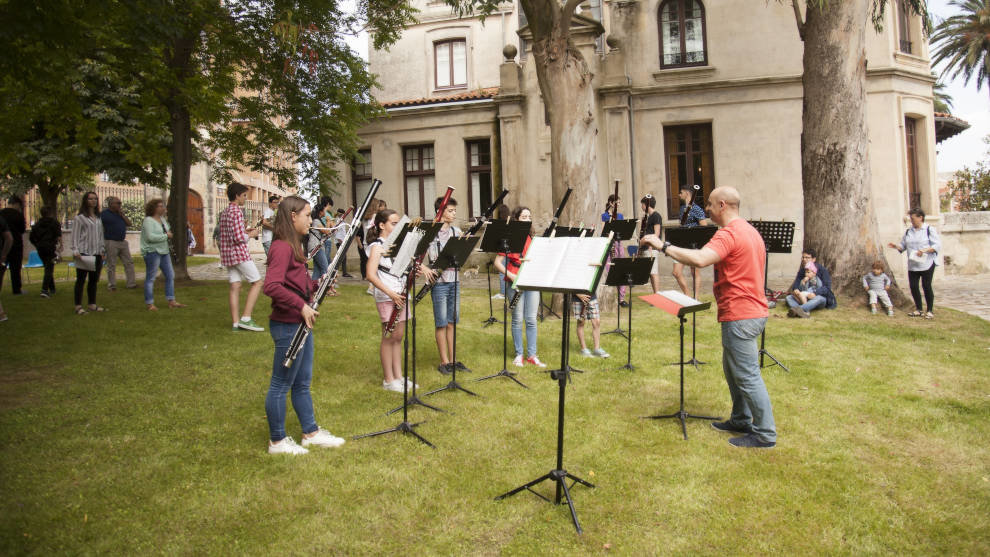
xmin=1 ymin=278 xmax=988 ymax=554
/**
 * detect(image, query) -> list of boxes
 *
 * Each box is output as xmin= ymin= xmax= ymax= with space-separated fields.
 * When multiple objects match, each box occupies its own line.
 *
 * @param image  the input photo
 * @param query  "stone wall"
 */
xmin=940 ymin=212 xmax=990 ymax=274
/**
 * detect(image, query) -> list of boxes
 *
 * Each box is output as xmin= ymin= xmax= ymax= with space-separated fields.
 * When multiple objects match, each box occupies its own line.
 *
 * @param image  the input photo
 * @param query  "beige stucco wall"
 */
xmin=350 ymin=0 xmax=939 ymax=281
xmin=370 ymin=1 xmax=516 ymax=104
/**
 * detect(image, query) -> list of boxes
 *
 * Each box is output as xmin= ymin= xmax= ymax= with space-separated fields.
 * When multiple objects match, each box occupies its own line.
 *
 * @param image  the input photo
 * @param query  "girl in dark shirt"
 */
xmin=262 ymin=195 xmax=344 ymax=455
xmin=673 ymin=185 xmax=709 ymax=295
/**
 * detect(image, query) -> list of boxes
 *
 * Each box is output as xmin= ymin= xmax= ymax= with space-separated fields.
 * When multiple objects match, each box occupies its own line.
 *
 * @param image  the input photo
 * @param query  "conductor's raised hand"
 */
xmin=301 ymin=304 xmax=319 ymax=328
xmin=640 ymin=234 xmax=662 ymax=249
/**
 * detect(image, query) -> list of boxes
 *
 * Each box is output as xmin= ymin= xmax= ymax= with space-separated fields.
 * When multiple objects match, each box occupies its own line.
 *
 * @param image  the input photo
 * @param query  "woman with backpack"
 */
xmin=887 ymin=208 xmax=941 ymax=319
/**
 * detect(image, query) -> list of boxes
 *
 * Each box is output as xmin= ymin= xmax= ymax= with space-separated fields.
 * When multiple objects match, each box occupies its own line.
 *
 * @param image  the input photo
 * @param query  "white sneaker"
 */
xmin=592 ymin=348 xmax=610 ymax=359
xmin=512 ymin=355 xmax=524 ymax=367
xmin=579 ymin=348 xmax=593 ymax=357
xmin=301 ymin=428 xmax=345 ymax=448
xmin=401 ymin=377 xmax=418 ymax=390
xmin=268 ymin=436 xmax=308 ymax=455
xmin=525 ymin=356 xmax=547 ymax=368
xmin=492 ymin=293 xmax=505 ymax=300
xmin=383 ymin=380 xmax=404 ymax=392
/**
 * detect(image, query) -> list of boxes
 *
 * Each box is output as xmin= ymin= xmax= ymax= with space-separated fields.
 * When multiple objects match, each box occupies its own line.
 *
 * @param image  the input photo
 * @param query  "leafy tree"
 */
xmin=0 ymin=1 xmax=170 ymax=211
xmin=110 ymin=0 xmax=417 ymax=278
xmin=931 ymin=0 xmax=990 ymax=96
xmin=941 ymin=135 xmax=990 ymax=211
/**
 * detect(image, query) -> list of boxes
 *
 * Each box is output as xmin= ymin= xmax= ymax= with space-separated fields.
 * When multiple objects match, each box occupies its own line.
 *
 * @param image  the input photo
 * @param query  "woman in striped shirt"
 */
xmin=71 ymin=191 xmax=106 ymax=314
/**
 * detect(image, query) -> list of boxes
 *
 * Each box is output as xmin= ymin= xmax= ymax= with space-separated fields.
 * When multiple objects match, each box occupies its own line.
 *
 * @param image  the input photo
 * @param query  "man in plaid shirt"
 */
xmin=220 ymin=182 xmax=264 ymax=332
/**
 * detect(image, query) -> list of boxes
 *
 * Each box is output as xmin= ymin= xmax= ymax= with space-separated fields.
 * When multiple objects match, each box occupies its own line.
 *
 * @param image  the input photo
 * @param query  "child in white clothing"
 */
xmin=862 ymin=260 xmax=894 ymax=316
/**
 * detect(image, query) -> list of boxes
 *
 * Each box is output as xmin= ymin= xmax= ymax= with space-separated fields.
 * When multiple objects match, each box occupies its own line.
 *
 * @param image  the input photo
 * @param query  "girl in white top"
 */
xmin=887 ymin=207 xmax=941 ymax=319
xmin=364 ymin=209 xmax=435 ymax=392
xmin=71 ymin=191 xmax=106 ymax=315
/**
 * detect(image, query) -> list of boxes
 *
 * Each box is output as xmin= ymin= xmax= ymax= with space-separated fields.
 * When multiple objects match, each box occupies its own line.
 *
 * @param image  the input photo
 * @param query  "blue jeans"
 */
xmin=311 ymin=245 xmax=328 ymax=280
xmin=143 ymin=252 xmax=175 ymax=305
xmin=511 ymin=289 xmax=539 ymax=358
xmin=785 ymin=294 xmax=827 ymax=313
xmin=431 ymin=281 xmax=459 ymax=327
xmin=721 ymin=318 xmax=776 ymax=442
xmin=498 ymin=273 xmax=507 ymax=296
xmin=265 ymin=320 xmax=318 ymax=442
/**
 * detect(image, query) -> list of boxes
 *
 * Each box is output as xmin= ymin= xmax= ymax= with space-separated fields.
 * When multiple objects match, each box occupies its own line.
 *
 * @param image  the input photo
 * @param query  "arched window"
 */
xmin=658 ymin=0 xmax=707 ymax=68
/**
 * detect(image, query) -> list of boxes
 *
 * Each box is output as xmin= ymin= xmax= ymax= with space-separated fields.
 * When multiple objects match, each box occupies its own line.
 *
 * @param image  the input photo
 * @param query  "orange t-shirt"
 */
xmin=704 ymin=218 xmax=769 ymax=322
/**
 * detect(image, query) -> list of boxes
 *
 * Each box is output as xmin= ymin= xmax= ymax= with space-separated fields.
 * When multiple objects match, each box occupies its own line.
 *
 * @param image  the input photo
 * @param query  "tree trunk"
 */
xmin=164 ymin=33 xmax=198 ymax=281
xmin=801 ymin=1 xmax=907 ymax=305
xmin=167 ymin=102 xmax=192 ymax=280
xmin=37 ymin=179 xmax=60 ymax=212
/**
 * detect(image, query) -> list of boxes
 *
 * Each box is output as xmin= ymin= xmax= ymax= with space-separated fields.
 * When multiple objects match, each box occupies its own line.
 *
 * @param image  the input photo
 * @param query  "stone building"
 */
xmin=335 ymin=0 xmax=938 ymax=279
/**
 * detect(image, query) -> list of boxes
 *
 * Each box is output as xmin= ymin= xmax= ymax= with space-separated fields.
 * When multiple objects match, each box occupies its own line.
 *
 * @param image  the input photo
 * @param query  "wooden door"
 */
xmin=187 ymin=191 xmax=205 ymax=254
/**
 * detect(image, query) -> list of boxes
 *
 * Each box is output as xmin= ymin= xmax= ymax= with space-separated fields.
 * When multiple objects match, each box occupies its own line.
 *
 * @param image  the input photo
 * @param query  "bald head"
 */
xmin=705 ymin=186 xmax=741 ymax=226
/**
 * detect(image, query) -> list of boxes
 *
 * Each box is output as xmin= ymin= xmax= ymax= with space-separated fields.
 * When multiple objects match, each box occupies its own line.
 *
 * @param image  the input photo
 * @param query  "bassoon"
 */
xmin=509 ymin=187 xmax=573 ymax=309
xmin=282 ymin=180 xmax=381 ymax=367
xmin=383 ymin=186 xmax=455 ymax=336
xmin=412 ymin=189 xmax=510 ymax=305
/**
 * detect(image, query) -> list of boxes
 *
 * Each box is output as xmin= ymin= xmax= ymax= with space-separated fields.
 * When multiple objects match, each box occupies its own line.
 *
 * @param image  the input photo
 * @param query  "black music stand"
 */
xmin=601 ymin=219 xmax=638 ymax=340
xmin=425 ymin=235 xmax=482 ymax=398
xmin=475 ymin=220 xmax=531 ymax=388
xmin=605 ymin=258 xmax=653 ymax=371
xmin=494 ymin=233 xmax=611 ymax=534
xmin=482 ymin=259 xmax=500 ymax=327
xmin=750 ymin=220 xmax=793 ymax=373
xmin=665 ymin=225 xmax=718 ymax=369
xmin=641 ymin=292 xmax=720 ymax=440
xmin=355 ymin=222 xmax=443 ymax=448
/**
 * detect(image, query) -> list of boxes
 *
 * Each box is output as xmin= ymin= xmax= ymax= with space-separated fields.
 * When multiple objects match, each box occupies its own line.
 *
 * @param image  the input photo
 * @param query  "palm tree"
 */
xmin=933 ymin=75 xmax=955 ymax=112
xmin=931 ymin=0 xmax=990 ymax=96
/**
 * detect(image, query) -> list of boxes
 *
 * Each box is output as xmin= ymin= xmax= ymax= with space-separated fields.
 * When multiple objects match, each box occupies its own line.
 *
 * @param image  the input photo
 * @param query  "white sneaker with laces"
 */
xmin=269 ymin=436 xmax=309 ymax=455
xmin=592 ymin=348 xmax=610 ymax=359
xmin=301 ymin=428 xmax=345 ymax=448
xmin=383 ymin=380 xmax=404 ymax=392
xmin=401 ymin=377 xmax=418 ymax=390
xmin=526 ymin=356 xmax=547 ymax=368
xmin=492 ymin=293 xmax=505 ymax=300
xmin=512 ymin=355 xmax=524 ymax=367
xmin=579 ymin=348 xmax=593 ymax=357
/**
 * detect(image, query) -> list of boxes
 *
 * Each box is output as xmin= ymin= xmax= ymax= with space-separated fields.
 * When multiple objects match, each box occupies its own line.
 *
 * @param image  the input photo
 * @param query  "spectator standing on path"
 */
xmin=333 ymin=208 xmax=352 ymax=277
xmin=0 ymin=196 xmax=26 ymax=295
xmin=219 ymin=182 xmax=264 ymax=332
xmin=0 ymin=214 xmax=12 ymax=321
xmin=261 ymin=195 xmax=278 ymax=255
xmin=28 ymin=206 xmax=62 ymax=298
xmin=71 ymin=191 xmax=107 ymax=315
xmin=100 ymin=196 xmax=136 ymax=291
xmin=140 ymin=199 xmax=186 ymax=311
xmin=888 ymin=208 xmax=941 ymax=320
xmin=642 ymin=186 xmax=776 ymax=449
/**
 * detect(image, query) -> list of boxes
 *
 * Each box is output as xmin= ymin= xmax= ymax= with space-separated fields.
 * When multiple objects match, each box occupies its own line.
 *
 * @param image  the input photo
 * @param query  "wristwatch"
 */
xmin=661 ymin=241 xmax=671 ymax=254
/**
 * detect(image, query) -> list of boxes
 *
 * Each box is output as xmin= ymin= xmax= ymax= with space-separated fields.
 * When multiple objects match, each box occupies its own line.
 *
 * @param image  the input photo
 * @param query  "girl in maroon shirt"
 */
xmin=262 ymin=196 xmax=344 ymax=455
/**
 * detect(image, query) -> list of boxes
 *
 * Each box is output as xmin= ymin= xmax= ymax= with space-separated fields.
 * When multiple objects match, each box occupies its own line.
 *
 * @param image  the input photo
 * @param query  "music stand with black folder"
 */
xmin=749 ymin=220 xmax=794 ymax=373
xmin=354 ymin=221 xmax=443 ymax=448
xmin=640 ymin=291 xmax=721 ymax=440
xmin=424 ymin=235 xmax=482 ymax=399
xmin=475 ymin=220 xmax=532 ymax=389
xmin=493 ymin=234 xmax=611 ymax=534
xmin=604 ymin=257 xmax=653 ymax=371
xmin=664 ymin=225 xmax=718 ymax=369
xmin=601 ymin=219 xmax=639 ymax=340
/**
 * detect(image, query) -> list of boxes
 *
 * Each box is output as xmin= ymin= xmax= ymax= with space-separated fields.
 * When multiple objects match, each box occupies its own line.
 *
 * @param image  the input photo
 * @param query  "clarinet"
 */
xmin=383 ymin=186 xmax=455 ymax=335
xmin=282 ymin=179 xmax=382 ymax=367
xmin=508 ymin=187 xmax=573 ymax=309
xmin=412 ymin=189 xmax=510 ymax=305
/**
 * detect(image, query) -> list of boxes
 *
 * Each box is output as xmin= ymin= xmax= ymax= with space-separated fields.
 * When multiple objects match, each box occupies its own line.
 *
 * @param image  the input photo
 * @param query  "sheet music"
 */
xmin=515 ymin=236 xmax=611 ymax=292
xmin=658 ymin=290 xmax=702 ymax=307
xmin=382 ymin=215 xmax=410 ymax=254
xmin=390 ymin=228 xmax=423 ymax=276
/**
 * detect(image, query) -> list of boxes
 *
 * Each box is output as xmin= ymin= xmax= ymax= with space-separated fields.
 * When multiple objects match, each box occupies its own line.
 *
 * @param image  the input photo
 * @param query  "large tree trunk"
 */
xmin=167 ymin=102 xmax=192 ymax=280
xmin=36 ymin=178 xmax=60 ymax=212
xmin=164 ymin=33 xmax=197 ymax=281
xmin=524 ymin=0 xmax=600 ymax=228
xmin=801 ymin=1 xmax=907 ymax=305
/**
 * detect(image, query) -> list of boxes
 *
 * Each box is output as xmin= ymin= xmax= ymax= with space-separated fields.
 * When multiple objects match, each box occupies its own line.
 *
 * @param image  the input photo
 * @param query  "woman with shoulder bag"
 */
xmin=887 ymin=208 xmax=941 ymax=319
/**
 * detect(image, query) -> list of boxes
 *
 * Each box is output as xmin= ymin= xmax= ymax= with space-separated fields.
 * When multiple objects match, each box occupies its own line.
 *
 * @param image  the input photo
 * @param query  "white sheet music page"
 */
xmin=658 ymin=290 xmax=702 ymax=307
xmin=390 ymin=228 xmax=423 ymax=277
xmin=514 ymin=236 xmax=611 ymax=293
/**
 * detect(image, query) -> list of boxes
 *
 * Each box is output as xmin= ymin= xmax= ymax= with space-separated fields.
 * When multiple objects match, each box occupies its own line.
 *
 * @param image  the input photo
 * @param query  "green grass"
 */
xmin=1 ymin=279 xmax=988 ymax=555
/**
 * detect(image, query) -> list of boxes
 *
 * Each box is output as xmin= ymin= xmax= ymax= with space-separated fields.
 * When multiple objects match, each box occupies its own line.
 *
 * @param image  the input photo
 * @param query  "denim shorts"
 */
xmin=431 ymin=281 xmax=459 ymax=327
